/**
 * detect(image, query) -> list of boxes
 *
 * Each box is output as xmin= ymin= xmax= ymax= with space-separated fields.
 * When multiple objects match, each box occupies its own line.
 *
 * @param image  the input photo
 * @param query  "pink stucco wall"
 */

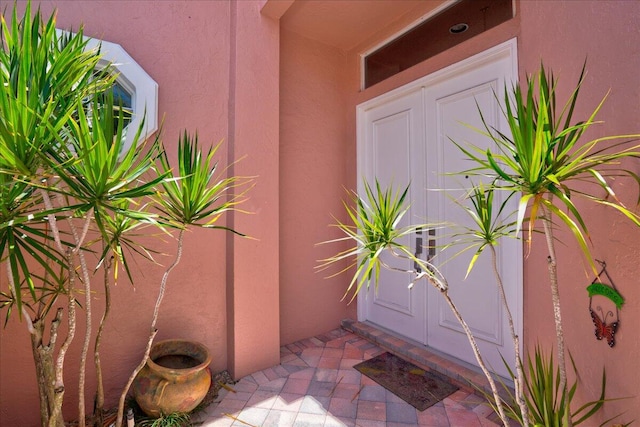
xmin=279 ymin=28 xmax=357 ymax=345
xmin=0 ymin=1 xmax=281 ymax=425
xmin=518 ymin=1 xmax=640 ymax=422
xmin=1 ymin=0 xmax=639 ymax=425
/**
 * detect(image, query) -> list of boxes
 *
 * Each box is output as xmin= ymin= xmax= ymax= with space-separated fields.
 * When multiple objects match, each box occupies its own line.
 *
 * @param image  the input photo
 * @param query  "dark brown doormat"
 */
xmin=354 ymin=352 xmax=458 ymax=411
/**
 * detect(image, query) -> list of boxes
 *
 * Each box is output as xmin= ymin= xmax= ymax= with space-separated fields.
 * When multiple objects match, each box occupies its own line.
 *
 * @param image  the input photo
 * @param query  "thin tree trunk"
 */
xmin=390 ymin=253 xmax=510 ymax=426
xmin=490 ymin=245 xmax=529 ymax=426
xmin=36 ymin=190 xmax=69 ymax=427
xmin=49 ymin=249 xmax=77 ymax=427
xmin=69 ymin=215 xmax=93 ymax=427
xmin=30 ymin=316 xmax=65 ymax=427
xmin=116 ymin=229 xmax=186 ymax=427
xmin=93 ymin=255 xmax=112 ymax=426
xmin=440 ymin=290 xmax=510 ymax=427
xmin=31 ymin=319 xmax=51 ymax=427
xmin=540 ymin=205 xmax=571 ymax=427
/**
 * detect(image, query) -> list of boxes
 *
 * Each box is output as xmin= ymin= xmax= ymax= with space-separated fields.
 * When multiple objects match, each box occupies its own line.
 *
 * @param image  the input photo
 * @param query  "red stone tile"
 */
xmin=446 ymin=407 xmax=482 ymax=427
xmin=448 ymin=390 xmax=471 ymax=402
xmin=274 ymin=365 xmax=290 ymax=378
xmin=337 ymin=369 xmax=361 ymax=385
xmin=272 ymin=393 xmax=304 ymax=412
xmin=301 ymin=354 xmax=321 ymax=367
xmin=281 ymin=353 xmax=299 ymax=363
xmin=314 ymin=368 xmax=339 ymax=382
xmin=309 ymin=337 xmax=324 ymax=346
xmin=251 ymin=370 xmax=270 ymax=385
xmin=302 ymin=347 xmax=325 ymax=357
xmin=322 ymin=347 xmax=344 ymax=359
xmin=317 ymin=357 xmax=341 ymax=369
xmin=286 ymin=343 xmax=303 ymax=354
xmin=330 ymin=382 xmax=360 ymax=399
xmin=363 ymin=348 xmax=384 ymax=358
xmin=282 ymin=378 xmax=310 ymax=395
xmin=263 ymin=367 xmax=280 ymax=381
xmin=246 ymin=390 xmax=278 ymax=408
xmin=416 ymin=404 xmax=449 ymax=426
xmin=283 ymin=355 xmax=309 ymax=367
xmin=343 ymin=343 xmax=365 ymax=360
xmin=353 ymin=420 xmax=386 ymax=427
xmin=289 ymin=367 xmax=316 ymax=380
xmin=360 ymin=375 xmax=378 ymax=386
xmin=357 ymin=400 xmax=386 ymax=421
xmin=339 ymin=358 xmax=361 ymax=369
xmin=224 ymin=390 xmax=253 ymax=402
xmin=479 ymin=416 xmax=501 ymax=426
xmin=472 ymin=403 xmax=495 ymax=419
xmin=232 ymin=379 xmax=259 ymax=393
xmin=329 ymin=397 xmax=358 ymax=418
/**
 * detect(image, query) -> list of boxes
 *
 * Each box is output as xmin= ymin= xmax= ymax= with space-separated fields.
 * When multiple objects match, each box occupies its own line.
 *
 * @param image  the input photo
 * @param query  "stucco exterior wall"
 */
xmin=518 ymin=1 xmax=640 ymax=422
xmin=0 ymin=0 xmax=280 ymax=425
xmin=1 ymin=0 xmax=639 ymax=425
xmin=279 ymin=28 xmax=356 ymax=345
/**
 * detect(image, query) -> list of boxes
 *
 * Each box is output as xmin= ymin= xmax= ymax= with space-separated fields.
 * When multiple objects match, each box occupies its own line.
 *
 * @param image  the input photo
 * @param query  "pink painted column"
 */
xmin=226 ymin=0 xmax=281 ymax=379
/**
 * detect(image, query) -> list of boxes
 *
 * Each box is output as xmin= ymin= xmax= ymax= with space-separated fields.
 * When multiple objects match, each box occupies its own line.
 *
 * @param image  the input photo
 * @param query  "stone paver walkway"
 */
xmin=198 ymin=327 xmax=500 ymax=426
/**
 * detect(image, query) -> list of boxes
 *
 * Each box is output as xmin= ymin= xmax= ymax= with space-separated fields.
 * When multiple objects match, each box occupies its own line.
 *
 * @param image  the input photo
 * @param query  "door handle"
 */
xmin=414 ymin=227 xmax=423 ymax=273
xmin=427 ymin=228 xmax=436 ymax=261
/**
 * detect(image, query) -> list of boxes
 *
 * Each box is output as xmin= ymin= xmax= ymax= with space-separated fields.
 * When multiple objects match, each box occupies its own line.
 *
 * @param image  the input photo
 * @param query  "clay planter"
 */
xmin=132 ymin=339 xmax=212 ymax=417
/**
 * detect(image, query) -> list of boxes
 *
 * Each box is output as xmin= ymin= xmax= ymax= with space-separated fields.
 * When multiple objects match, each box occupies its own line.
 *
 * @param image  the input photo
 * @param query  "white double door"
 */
xmin=357 ymin=40 xmax=521 ymax=378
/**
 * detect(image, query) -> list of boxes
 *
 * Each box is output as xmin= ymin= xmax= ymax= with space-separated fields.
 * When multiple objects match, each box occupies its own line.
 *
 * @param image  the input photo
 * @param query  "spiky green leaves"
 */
xmin=458 ymin=63 xmax=640 ymax=271
xmin=318 ymin=179 xmax=432 ymax=302
xmin=450 ymin=183 xmax=517 ymax=278
xmin=156 ymin=131 xmax=249 ymax=232
xmin=0 ymin=2 xmax=112 ymax=177
xmin=0 ymin=3 xmax=112 ymax=318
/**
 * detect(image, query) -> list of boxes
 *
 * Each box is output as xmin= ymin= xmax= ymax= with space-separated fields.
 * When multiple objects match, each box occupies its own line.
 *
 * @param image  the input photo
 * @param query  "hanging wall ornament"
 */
xmin=586 ymin=260 xmax=624 ymax=348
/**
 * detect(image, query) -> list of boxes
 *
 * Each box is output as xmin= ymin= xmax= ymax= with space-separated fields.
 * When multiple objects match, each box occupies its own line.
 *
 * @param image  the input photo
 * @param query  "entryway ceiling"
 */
xmin=279 ymin=0 xmax=448 ymax=52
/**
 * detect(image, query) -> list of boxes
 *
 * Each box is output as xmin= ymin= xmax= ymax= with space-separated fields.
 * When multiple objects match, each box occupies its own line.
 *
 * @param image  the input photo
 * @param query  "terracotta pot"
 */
xmin=132 ymin=339 xmax=212 ymax=417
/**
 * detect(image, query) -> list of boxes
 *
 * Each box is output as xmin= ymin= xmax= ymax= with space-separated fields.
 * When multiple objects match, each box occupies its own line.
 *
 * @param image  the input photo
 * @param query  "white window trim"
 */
xmin=85 ymin=38 xmax=158 ymax=153
xmin=58 ymin=31 xmax=159 ymax=153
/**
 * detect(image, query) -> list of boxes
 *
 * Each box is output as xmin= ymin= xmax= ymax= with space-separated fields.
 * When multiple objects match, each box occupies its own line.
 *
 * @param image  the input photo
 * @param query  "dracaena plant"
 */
xmin=0 ymin=4 xmax=118 ymax=426
xmin=456 ymin=63 xmax=640 ymax=426
xmin=116 ymin=131 xmax=251 ymax=427
xmin=1 ymin=4 xmax=251 ymax=427
xmin=449 ymin=183 xmax=531 ymax=425
xmin=318 ymin=179 xmax=513 ymax=426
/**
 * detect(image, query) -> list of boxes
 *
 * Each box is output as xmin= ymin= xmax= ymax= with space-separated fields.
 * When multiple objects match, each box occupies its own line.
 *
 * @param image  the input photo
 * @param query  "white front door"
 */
xmin=357 ymin=40 xmax=521 ymax=378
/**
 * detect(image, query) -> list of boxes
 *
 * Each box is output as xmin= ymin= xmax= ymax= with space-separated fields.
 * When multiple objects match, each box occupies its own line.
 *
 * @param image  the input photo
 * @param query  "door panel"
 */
xmin=358 ymin=40 xmax=520 ymax=378
xmin=426 ymin=69 xmax=516 ymax=377
xmin=362 ymin=89 xmax=427 ymax=344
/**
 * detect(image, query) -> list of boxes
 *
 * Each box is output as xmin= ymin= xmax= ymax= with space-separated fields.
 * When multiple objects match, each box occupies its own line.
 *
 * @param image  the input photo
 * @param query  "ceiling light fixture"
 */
xmin=449 ymin=23 xmax=469 ymax=34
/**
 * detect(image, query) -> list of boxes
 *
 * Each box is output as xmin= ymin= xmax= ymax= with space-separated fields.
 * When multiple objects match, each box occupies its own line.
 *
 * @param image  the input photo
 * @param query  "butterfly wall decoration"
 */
xmin=589 ymin=307 xmax=618 ymax=347
xmin=586 ymin=260 xmax=624 ymax=348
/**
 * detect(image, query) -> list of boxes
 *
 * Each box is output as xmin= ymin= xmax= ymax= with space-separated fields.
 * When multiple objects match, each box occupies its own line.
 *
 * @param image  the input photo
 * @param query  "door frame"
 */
xmin=356 ymin=38 xmax=522 ymax=357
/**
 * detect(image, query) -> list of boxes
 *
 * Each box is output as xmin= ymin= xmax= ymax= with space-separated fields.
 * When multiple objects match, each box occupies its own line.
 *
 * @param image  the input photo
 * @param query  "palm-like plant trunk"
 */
xmin=69 ymin=216 xmax=93 ymax=427
xmin=30 ymin=312 xmax=65 ymax=427
xmin=49 ymin=249 xmax=77 ymax=427
xmin=116 ymin=228 xmax=186 ymax=427
xmin=440 ymin=289 xmax=510 ymax=427
xmin=93 ymin=255 xmax=112 ymax=426
xmin=414 ymin=263 xmax=510 ymax=427
xmin=490 ymin=245 xmax=529 ymax=426
xmin=541 ymin=205 xmax=571 ymax=427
